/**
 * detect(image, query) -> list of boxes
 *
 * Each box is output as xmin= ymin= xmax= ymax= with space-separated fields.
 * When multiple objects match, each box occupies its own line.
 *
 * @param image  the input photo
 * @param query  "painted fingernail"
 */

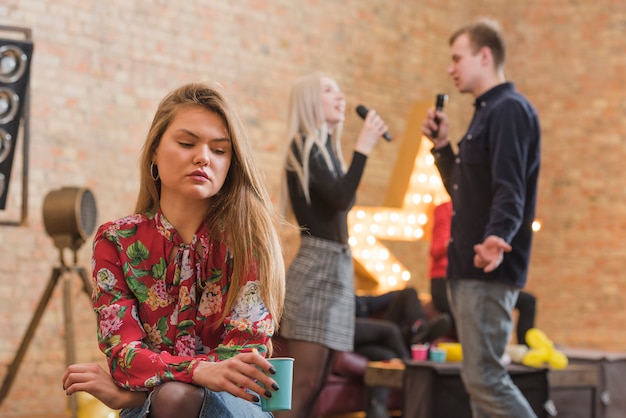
xmin=264 ymin=390 xmax=272 ymax=398
xmin=252 ymin=395 xmax=260 ymax=403
xmin=271 ymin=382 xmax=280 ymax=391
xmin=269 ymin=366 xmax=276 ymax=375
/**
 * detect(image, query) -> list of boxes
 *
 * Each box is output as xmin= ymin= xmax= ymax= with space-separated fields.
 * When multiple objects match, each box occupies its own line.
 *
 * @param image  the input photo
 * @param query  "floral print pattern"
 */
xmin=92 ymin=209 xmax=274 ymax=390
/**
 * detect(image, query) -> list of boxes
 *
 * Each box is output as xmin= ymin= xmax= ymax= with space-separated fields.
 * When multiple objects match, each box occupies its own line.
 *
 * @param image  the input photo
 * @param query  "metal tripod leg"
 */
xmin=0 ymin=265 xmax=91 ymax=418
xmin=63 ymin=266 xmax=90 ymax=418
xmin=63 ymin=270 xmax=78 ymax=418
xmin=0 ymin=267 xmax=64 ymax=403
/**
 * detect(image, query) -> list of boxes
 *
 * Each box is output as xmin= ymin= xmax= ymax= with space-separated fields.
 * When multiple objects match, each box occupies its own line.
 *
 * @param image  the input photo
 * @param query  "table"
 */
xmin=365 ymin=360 xmax=600 ymax=418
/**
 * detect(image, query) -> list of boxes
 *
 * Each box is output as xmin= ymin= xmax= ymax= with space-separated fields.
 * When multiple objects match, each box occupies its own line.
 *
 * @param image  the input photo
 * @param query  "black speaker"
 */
xmin=0 ymin=38 xmax=33 ymax=210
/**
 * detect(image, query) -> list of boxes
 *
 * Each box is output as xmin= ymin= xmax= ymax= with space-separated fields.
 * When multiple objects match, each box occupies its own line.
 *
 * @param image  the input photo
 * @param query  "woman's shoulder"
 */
xmin=96 ymin=212 xmax=153 ymax=240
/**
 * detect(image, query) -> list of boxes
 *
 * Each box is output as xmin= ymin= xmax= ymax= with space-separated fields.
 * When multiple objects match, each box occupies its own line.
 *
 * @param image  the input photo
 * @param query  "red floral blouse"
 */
xmin=92 ymin=209 xmax=274 ymax=390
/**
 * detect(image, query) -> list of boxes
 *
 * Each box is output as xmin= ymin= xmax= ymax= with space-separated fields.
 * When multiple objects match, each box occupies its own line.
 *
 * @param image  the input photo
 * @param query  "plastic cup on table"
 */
xmin=260 ymin=357 xmax=294 ymax=412
xmin=429 ymin=348 xmax=447 ymax=363
xmin=411 ymin=344 xmax=429 ymax=361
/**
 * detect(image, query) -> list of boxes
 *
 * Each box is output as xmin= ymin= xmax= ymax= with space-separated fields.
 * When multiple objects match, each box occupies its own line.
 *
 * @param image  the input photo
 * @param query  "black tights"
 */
xmin=354 ymin=317 xmax=410 ymax=360
xmin=273 ymin=340 xmax=335 ymax=418
xmin=148 ymin=381 xmax=204 ymax=418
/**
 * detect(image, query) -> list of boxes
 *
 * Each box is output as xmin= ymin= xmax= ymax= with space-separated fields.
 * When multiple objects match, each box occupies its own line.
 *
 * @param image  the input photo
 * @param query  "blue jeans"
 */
xmin=447 ymin=279 xmax=537 ymax=418
xmin=120 ymin=388 xmax=273 ymax=418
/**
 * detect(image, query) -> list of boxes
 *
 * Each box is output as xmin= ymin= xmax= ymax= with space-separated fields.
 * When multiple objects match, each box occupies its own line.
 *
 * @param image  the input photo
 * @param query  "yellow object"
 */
xmin=77 ymin=392 xmax=119 ymax=418
xmin=521 ymin=348 xmax=550 ymax=368
xmin=548 ymin=349 xmax=569 ymax=369
xmin=521 ymin=328 xmax=568 ymax=370
xmin=525 ymin=328 xmax=553 ymax=351
xmin=438 ymin=342 xmax=463 ymax=362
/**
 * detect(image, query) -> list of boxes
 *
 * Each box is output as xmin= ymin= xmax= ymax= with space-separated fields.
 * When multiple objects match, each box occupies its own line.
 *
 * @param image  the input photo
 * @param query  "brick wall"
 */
xmin=0 ymin=0 xmax=624 ymax=416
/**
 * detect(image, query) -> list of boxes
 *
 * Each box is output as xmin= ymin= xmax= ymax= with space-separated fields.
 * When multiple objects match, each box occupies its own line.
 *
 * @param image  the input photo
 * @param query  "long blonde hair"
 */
xmin=135 ymin=82 xmax=285 ymax=341
xmin=283 ymin=72 xmax=346 ymax=206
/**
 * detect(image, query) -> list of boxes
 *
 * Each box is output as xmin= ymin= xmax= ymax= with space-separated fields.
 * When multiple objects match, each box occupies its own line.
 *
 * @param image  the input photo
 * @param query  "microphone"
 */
xmin=355 ymin=105 xmax=392 ymax=142
xmin=432 ymin=93 xmax=448 ymax=139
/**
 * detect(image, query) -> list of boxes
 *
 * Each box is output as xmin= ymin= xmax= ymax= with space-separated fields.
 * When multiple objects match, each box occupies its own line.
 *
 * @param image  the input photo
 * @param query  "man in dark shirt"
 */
xmin=422 ymin=18 xmax=541 ymax=418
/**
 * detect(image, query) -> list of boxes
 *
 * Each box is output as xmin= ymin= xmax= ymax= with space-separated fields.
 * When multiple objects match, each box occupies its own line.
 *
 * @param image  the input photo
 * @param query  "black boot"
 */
xmin=410 ymin=313 xmax=452 ymax=345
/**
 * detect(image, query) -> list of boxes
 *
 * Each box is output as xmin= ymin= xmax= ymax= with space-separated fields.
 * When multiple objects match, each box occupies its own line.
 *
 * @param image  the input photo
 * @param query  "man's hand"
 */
xmin=473 ymin=235 xmax=512 ymax=273
xmin=421 ymin=108 xmax=450 ymax=149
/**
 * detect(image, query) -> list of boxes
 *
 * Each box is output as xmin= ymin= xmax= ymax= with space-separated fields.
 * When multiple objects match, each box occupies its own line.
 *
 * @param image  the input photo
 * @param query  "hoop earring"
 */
xmin=150 ymin=162 xmax=160 ymax=181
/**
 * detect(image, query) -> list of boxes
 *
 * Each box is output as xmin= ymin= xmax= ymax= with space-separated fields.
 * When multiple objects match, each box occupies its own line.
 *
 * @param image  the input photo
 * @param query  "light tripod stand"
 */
xmin=0 ymin=186 xmax=97 ymax=418
xmin=0 ymin=249 xmax=93 ymax=418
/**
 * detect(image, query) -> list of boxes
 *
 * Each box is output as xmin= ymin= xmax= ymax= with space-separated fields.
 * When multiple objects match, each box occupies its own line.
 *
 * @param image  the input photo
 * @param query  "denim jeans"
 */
xmin=447 ymin=279 xmax=537 ymax=418
xmin=120 ymin=388 xmax=273 ymax=418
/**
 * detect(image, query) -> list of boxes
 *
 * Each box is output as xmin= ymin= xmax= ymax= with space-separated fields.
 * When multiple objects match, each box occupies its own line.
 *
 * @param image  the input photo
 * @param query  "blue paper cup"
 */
xmin=429 ymin=348 xmax=447 ymax=363
xmin=260 ymin=357 xmax=294 ymax=412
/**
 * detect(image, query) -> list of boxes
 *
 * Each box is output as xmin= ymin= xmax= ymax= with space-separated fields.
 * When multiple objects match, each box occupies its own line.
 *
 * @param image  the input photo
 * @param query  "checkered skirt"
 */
xmin=280 ymin=235 xmax=355 ymax=351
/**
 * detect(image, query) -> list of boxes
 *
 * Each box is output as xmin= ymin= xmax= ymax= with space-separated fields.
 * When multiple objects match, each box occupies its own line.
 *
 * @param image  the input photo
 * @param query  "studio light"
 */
xmin=1 ymin=186 xmax=97 ymax=414
xmin=43 ymin=186 xmax=98 ymax=252
xmin=0 ymin=44 xmax=29 ymax=83
xmin=0 ymin=34 xmax=32 ymax=210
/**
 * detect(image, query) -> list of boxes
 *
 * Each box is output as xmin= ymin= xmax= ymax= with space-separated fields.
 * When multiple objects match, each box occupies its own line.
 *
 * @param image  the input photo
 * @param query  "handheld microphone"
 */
xmin=355 ymin=105 xmax=392 ymax=142
xmin=432 ymin=94 xmax=448 ymax=139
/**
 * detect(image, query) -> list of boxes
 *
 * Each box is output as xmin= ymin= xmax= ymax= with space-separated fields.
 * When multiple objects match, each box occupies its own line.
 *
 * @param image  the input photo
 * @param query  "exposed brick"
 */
xmin=0 ymin=0 xmax=624 ymax=416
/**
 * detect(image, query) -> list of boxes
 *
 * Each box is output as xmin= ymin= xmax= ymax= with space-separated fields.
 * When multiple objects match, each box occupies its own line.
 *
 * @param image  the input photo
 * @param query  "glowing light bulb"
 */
xmin=532 ymin=220 xmax=541 ymax=232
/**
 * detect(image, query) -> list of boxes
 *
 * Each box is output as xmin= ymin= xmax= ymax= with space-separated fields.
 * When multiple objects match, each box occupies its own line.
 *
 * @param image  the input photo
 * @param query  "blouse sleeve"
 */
xmin=210 ymin=275 xmax=275 ymax=360
xmin=308 ymin=148 xmax=368 ymax=210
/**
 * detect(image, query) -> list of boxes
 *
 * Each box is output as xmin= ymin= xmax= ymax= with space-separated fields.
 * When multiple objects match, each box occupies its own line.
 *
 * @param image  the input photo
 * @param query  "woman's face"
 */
xmin=153 ymin=104 xmax=232 ymax=207
xmin=320 ymin=76 xmax=345 ymax=133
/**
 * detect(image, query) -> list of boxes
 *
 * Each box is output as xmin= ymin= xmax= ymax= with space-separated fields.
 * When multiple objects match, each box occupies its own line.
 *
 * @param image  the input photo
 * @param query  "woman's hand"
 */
xmin=354 ymin=108 xmax=388 ymax=156
xmin=191 ymin=352 xmax=279 ymax=403
xmin=63 ymin=363 xmax=146 ymax=410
